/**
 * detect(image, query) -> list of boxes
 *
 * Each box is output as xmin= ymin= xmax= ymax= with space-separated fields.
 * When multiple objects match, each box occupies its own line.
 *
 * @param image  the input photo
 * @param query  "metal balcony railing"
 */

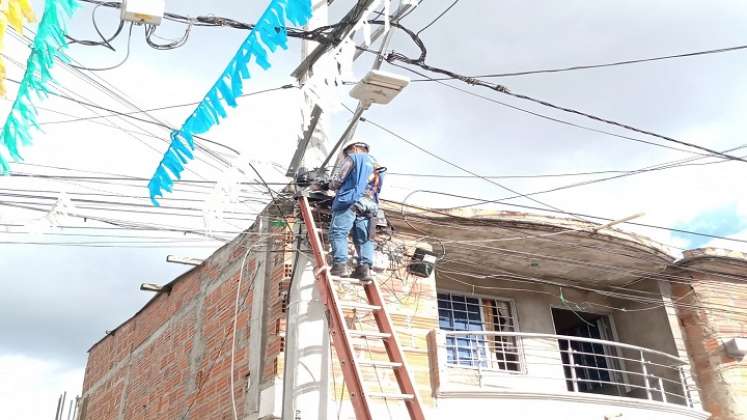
xmin=439 ymin=331 xmax=694 ymax=407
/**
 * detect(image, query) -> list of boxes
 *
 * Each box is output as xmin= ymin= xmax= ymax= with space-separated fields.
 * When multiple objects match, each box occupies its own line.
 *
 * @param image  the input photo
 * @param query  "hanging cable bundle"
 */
xmin=0 ymin=0 xmax=35 ymax=96
xmin=147 ymin=0 xmax=312 ymax=206
xmin=0 ymin=0 xmax=77 ymax=173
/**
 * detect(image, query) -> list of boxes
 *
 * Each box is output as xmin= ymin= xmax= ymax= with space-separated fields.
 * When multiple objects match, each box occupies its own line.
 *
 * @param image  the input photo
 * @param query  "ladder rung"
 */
xmin=349 ymin=330 xmax=391 ymax=339
xmin=340 ymin=301 xmax=381 ymax=312
xmin=367 ymin=392 xmax=414 ymax=400
xmin=330 ymin=276 xmax=371 ymax=285
xmin=358 ymin=360 xmax=402 ymax=368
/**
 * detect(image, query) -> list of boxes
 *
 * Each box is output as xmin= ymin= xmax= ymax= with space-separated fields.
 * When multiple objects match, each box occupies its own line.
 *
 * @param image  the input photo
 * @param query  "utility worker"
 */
xmin=328 ymin=141 xmax=381 ymax=281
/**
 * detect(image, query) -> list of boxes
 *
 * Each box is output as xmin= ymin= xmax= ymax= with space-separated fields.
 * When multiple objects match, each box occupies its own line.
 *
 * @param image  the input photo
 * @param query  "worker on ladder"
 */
xmin=327 ymin=141 xmax=383 ymax=281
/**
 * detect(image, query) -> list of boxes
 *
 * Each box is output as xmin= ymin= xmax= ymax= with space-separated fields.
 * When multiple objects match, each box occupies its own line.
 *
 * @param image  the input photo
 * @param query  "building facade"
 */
xmin=77 ymin=203 xmax=745 ymax=419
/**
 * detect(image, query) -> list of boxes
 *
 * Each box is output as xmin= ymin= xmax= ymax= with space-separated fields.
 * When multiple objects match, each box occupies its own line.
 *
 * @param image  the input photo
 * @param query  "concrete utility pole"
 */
xmin=282 ymin=1 xmax=331 ymax=419
xmin=282 ymin=1 xmax=420 ymax=418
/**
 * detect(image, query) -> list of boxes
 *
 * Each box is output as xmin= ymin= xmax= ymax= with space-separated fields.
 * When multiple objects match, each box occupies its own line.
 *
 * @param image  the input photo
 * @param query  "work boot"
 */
xmin=352 ymin=264 xmax=374 ymax=282
xmin=330 ymin=262 xmax=351 ymax=277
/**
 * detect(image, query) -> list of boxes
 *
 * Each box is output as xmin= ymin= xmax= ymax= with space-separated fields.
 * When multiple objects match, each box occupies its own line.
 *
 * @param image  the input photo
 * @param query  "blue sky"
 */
xmin=673 ymin=203 xmax=747 ymax=248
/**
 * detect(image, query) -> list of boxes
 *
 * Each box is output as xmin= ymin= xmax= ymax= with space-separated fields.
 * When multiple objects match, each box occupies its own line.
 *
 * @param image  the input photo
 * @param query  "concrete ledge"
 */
xmin=437 ymin=389 xmax=710 ymax=419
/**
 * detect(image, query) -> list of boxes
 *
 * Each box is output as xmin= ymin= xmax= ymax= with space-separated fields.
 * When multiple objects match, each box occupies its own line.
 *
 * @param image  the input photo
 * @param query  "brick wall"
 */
xmin=78 ymin=211 xmax=444 ymax=420
xmin=79 ymin=218 xmax=295 ymax=420
xmin=673 ymin=252 xmax=747 ymax=420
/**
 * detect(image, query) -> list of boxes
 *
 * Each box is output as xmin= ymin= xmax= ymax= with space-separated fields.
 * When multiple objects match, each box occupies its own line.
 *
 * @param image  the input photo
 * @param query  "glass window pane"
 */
xmin=446 ymin=348 xmax=456 ymax=364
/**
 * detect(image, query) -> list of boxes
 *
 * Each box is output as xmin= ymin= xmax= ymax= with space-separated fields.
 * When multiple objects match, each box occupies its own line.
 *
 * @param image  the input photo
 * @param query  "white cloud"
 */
xmin=0 ymin=354 xmax=83 ymax=420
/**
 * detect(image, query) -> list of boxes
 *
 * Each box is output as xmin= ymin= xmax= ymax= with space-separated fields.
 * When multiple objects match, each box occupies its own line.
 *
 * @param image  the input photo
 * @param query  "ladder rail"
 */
xmin=297 ymin=195 xmax=427 ymax=420
xmin=297 ymin=195 xmax=373 ymax=420
xmin=365 ymin=280 xmax=427 ymax=420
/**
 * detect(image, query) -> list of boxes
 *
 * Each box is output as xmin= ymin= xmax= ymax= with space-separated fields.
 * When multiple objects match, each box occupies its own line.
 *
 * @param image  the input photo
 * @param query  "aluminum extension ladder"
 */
xmin=297 ymin=194 xmax=426 ymax=420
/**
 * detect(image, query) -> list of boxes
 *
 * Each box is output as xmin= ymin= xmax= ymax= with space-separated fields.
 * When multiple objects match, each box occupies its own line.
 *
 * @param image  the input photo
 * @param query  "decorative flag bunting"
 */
xmin=299 ymin=0 xmax=389 ymax=126
xmin=147 ymin=0 xmax=313 ymax=205
xmin=0 ymin=0 xmax=77 ymax=173
xmin=0 ymin=0 xmax=36 ymax=96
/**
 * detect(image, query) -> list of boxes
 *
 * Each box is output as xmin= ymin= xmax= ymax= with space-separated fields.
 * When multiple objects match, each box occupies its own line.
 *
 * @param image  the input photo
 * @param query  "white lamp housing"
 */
xmin=725 ymin=337 xmax=747 ymax=358
xmin=349 ymin=70 xmax=410 ymax=105
xmin=121 ymin=0 xmax=165 ymax=25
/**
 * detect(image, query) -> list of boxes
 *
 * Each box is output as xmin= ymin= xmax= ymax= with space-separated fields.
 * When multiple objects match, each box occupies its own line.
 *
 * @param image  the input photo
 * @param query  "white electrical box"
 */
xmin=121 ymin=0 xmax=165 ymax=25
xmin=725 ymin=337 xmax=747 ymax=357
xmin=349 ymin=70 xmax=410 ymax=105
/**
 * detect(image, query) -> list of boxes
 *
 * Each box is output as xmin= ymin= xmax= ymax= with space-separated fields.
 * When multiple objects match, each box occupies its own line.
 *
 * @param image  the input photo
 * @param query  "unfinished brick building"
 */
xmin=77 ymin=202 xmax=746 ymax=420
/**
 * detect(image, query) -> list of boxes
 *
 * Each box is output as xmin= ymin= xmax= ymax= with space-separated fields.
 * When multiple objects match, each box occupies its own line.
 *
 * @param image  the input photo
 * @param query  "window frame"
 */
xmin=438 ymin=290 xmax=525 ymax=374
xmin=548 ymin=304 xmax=631 ymax=393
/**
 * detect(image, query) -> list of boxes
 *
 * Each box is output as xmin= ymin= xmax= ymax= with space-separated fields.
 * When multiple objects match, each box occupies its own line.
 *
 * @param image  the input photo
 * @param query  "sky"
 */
xmin=3 ymin=0 xmax=747 ymax=418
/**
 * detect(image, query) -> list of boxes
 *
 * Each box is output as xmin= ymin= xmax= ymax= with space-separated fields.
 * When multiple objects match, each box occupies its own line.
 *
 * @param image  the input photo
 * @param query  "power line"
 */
xmin=0 ymin=222 xmax=242 ymax=235
xmin=5 ymin=39 xmax=292 ymax=227
xmin=345 ymin=106 xmax=594 ymax=224
xmin=39 ymin=84 xmax=297 ymax=126
xmin=76 ymin=0 xmax=338 ymax=40
xmin=6 ymin=173 xmax=288 ymax=185
xmin=416 ymin=0 xmax=460 ymax=36
xmin=382 ymin=60 xmax=716 ymax=158
xmin=7 ymin=30 xmax=233 ymax=174
xmin=385 ymin=148 xmax=741 ymax=179
xmin=408 ymin=43 xmax=747 ymax=81
xmin=381 ymin=23 xmax=747 ymax=163
xmin=385 ymin=192 xmax=747 ymax=246
xmin=443 ymin=145 xmax=747 ymax=210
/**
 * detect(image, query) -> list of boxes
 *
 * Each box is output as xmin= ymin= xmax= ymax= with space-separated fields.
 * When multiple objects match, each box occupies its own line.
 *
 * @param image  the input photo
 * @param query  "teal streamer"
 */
xmin=148 ymin=0 xmax=312 ymax=205
xmin=0 ymin=0 xmax=78 ymax=173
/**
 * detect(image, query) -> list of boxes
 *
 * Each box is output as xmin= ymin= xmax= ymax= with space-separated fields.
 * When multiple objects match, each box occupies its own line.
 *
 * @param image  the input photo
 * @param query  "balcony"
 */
xmin=427 ymin=330 xmax=707 ymax=419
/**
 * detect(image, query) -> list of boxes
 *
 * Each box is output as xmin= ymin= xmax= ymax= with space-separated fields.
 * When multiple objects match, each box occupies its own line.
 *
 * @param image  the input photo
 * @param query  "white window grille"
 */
xmin=437 ymin=292 xmax=521 ymax=372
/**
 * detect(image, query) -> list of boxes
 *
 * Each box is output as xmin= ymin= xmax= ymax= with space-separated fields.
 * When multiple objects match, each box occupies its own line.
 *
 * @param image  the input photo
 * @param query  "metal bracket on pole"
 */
xmin=291 ymin=0 xmax=378 ymax=79
xmin=287 ymin=105 xmax=324 ymax=177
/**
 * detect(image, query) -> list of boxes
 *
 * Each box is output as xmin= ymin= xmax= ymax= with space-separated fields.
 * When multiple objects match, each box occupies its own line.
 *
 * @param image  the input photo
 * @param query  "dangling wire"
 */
xmin=65 ymin=3 xmax=124 ymax=50
xmin=69 ymin=22 xmax=134 ymax=72
xmin=144 ymin=19 xmax=192 ymax=50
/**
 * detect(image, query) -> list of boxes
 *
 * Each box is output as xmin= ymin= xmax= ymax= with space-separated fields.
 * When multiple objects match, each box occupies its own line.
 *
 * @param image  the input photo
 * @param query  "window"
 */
xmin=438 ymin=292 xmax=520 ymax=371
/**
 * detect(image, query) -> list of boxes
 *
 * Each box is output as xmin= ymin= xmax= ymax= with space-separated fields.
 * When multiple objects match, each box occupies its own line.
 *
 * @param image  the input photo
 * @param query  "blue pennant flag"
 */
xmin=147 ymin=0 xmax=312 ymax=205
xmin=0 ymin=0 xmax=78 ymax=173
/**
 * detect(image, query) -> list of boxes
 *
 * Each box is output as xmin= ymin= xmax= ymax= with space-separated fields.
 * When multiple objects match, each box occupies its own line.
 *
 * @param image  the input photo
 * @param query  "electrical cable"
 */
xmin=408 ymin=44 xmax=747 ymax=82
xmin=377 ymin=22 xmax=747 ymax=163
xmin=342 ymin=105 xmax=747 ymax=247
xmin=75 ymin=0 xmax=345 ymax=42
xmin=438 ymin=266 xmax=747 ymax=317
xmin=343 ymin=105 xmax=595 ymax=225
xmin=6 ymin=41 xmax=293 ymax=220
xmin=416 ymin=0 xmax=460 ymax=36
xmin=0 ymin=201 xmax=232 ymax=240
xmin=65 ymin=3 xmax=124 ymax=50
xmin=383 ymin=60 xmax=719 ymax=158
xmin=8 ymin=28 xmax=233 ymax=173
xmin=69 ymin=22 xmax=134 ymax=72
xmin=386 ymin=210 xmax=747 ymax=293
xmin=180 ymin=250 xmax=262 ymax=420
xmin=441 ymin=144 xmax=747 ymax=211
xmin=144 ymin=19 xmax=192 ymax=50
xmin=230 ymin=246 xmax=258 ymax=420
xmin=386 ymin=191 xmax=747 ymax=246
xmin=39 ymin=84 xmax=297 ymax=126
xmin=385 ymin=146 xmax=746 ymax=179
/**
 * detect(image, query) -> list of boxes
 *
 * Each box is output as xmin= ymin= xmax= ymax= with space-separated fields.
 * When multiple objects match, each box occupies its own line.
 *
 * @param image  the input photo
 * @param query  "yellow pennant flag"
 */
xmin=0 ymin=0 xmax=35 ymax=96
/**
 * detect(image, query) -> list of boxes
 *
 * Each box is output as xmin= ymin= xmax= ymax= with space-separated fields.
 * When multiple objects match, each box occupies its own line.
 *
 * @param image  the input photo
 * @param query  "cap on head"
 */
xmin=343 ymin=141 xmax=370 ymax=155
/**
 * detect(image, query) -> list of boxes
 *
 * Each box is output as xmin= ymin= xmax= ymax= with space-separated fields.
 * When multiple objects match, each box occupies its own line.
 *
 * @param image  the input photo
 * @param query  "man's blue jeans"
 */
xmin=330 ymin=207 xmax=374 ymax=267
